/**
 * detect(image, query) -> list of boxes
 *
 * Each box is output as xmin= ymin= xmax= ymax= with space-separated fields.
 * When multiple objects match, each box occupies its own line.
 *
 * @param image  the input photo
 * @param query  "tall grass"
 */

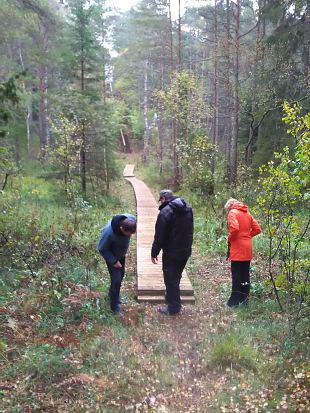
xmin=208 ymin=331 xmax=259 ymax=371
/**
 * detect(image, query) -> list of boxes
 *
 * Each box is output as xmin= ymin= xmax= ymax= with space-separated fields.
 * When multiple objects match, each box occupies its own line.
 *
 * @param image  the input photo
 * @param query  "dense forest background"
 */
xmin=1 ymin=0 xmax=309 ymax=191
xmin=0 ymin=0 xmax=309 ymax=411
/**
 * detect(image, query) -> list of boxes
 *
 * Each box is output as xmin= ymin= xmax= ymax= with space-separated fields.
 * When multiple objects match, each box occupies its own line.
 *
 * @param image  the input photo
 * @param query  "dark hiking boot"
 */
xmin=239 ymin=298 xmax=249 ymax=306
xmin=158 ymin=306 xmax=180 ymax=316
xmin=113 ymin=309 xmax=125 ymax=319
xmin=227 ymin=292 xmax=241 ymax=307
xmin=227 ymin=300 xmax=239 ymax=308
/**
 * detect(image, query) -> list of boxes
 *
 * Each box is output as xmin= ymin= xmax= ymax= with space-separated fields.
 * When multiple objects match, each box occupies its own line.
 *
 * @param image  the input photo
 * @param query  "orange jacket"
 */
xmin=227 ymin=202 xmax=261 ymax=261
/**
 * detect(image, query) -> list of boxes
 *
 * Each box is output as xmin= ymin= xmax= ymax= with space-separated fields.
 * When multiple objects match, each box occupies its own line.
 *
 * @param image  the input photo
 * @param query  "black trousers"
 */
xmin=227 ymin=260 xmax=250 ymax=306
xmin=162 ymin=254 xmax=188 ymax=314
xmin=106 ymin=257 xmax=125 ymax=312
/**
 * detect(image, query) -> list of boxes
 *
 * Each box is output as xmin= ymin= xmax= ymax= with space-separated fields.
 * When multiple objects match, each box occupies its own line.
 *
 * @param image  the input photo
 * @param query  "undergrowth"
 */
xmin=0 ymin=163 xmax=309 ymax=412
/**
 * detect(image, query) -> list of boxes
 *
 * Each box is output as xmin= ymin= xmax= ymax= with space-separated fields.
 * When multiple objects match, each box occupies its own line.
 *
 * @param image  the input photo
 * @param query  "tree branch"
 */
xmin=238 ymin=21 xmax=259 ymax=39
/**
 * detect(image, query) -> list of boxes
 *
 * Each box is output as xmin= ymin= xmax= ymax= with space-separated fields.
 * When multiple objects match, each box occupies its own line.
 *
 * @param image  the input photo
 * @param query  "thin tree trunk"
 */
xmin=101 ymin=19 xmax=106 ymax=104
xmin=35 ymin=23 xmax=50 ymax=161
xmin=2 ymin=174 xmax=10 ymax=191
xmin=262 ymin=0 xmax=266 ymax=37
xmin=245 ymin=0 xmax=265 ymax=165
xmin=173 ymin=118 xmax=180 ymax=189
xmin=38 ymin=64 xmax=49 ymax=159
xmin=80 ymin=124 xmax=86 ymax=195
xmin=302 ymin=1 xmax=310 ymax=76
xmin=167 ymin=0 xmax=179 ymax=187
xmin=213 ymin=0 xmax=219 ymax=148
xmin=211 ymin=0 xmax=219 ymax=176
xmin=103 ymin=141 xmax=109 ymax=192
xmin=245 ymin=4 xmax=260 ymax=165
xmin=80 ymin=42 xmax=86 ymax=195
xmin=158 ymin=118 xmax=164 ymax=174
xmin=168 ymin=0 xmax=174 ymax=73
xmin=143 ymin=59 xmax=150 ymax=162
xmin=177 ymin=0 xmax=181 ymax=70
xmin=158 ymin=46 xmax=165 ymax=174
xmin=201 ymin=48 xmax=206 ymax=90
xmin=81 ymin=50 xmax=85 ymax=92
xmin=229 ymin=0 xmax=240 ymax=186
xmin=225 ymin=0 xmax=232 ymax=181
xmin=19 ymin=45 xmax=32 ymax=154
xmin=189 ymin=28 xmax=193 ymax=72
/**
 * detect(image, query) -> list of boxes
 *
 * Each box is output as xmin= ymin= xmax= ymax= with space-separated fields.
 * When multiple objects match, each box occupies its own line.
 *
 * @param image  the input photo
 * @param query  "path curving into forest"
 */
xmin=123 ymin=164 xmax=195 ymax=303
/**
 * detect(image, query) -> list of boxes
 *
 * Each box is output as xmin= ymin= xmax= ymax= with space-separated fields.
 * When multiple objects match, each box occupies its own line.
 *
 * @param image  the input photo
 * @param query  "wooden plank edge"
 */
xmin=137 ymin=296 xmax=195 ymax=303
xmin=137 ymin=289 xmax=194 ymax=296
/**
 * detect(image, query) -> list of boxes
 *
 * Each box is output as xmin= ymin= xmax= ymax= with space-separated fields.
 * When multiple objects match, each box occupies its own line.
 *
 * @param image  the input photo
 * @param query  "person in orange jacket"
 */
xmin=224 ymin=198 xmax=262 ymax=307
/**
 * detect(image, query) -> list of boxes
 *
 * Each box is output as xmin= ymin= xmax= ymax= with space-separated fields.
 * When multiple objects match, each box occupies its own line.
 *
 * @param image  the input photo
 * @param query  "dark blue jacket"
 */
xmin=151 ymin=197 xmax=193 ymax=260
xmin=97 ymin=213 xmax=136 ymax=264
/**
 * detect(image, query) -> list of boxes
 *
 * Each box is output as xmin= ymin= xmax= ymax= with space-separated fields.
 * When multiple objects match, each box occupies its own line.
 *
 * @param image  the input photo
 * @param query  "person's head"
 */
xmin=119 ymin=218 xmax=136 ymax=236
xmin=158 ymin=189 xmax=173 ymax=204
xmin=224 ymin=198 xmax=238 ymax=211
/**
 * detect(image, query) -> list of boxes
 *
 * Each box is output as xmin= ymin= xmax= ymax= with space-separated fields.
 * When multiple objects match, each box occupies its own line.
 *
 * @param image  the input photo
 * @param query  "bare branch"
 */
xmin=238 ymin=21 xmax=259 ymax=39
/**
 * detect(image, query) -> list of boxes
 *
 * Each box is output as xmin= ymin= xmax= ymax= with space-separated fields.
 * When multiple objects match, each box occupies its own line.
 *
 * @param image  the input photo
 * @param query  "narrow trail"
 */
xmin=123 ymin=164 xmax=194 ymax=303
xmin=124 ymin=255 xmax=232 ymax=413
xmin=121 ymin=163 xmax=237 ymax=412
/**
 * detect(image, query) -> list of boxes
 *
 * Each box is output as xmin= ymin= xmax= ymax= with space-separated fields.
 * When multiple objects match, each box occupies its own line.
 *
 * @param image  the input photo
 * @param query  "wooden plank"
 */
xmin=138 ymin=290 xmax=194 ymax=296
xmin=124 ymin=165 xmax=195 ymax=304
xmin=123 ymin=164 xmax=135 ymax=177
xmin=137 ymin=295 xmax=195 ymax=303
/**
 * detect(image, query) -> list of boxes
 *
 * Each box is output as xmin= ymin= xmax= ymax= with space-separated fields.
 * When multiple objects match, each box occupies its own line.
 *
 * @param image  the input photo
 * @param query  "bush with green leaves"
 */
xmin=49 ymin=114 xmax=82 ymax=192
xmin=156 ymin=71 xmax=209 ymax=186
xmin=256 ymin=102 xmax=309 ymax=323
xmin=0 ymin=74 xmax=24 ymax=192
xmin=179 ymin=135 xmax=217 ymax=197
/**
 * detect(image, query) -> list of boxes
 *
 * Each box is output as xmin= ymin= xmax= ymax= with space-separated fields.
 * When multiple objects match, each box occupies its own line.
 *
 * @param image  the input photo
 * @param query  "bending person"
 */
xmin=97 ymin=214 xmax=136 ymax=317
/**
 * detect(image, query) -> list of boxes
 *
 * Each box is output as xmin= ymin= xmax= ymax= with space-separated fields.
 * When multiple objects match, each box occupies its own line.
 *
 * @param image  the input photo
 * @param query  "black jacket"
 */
xmin=151 ymin=196 xmax=193 ymax=260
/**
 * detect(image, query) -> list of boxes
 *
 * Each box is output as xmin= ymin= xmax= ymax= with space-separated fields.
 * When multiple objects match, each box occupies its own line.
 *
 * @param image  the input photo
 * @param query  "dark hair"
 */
xmin=121 ymin=218 xmax=136 ymax=233
xmin=159 ymin=189 xmax=173 ymax=201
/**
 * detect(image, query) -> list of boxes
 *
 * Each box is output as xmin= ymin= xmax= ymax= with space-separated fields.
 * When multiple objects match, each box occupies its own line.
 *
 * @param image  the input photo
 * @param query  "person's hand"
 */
xmin=151 ymin=257 xmax=158 ymax=264
xmin=113 ymin=260 xmax=122 ymax=268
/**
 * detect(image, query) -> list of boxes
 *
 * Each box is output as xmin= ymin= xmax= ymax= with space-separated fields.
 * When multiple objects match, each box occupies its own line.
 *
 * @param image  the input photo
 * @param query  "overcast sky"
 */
xmin=106 ymin=0 xmax=207 ymax=19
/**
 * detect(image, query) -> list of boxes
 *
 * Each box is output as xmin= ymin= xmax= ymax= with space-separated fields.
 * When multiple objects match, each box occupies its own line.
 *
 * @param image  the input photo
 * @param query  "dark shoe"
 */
xmin=113 ymin=309 xmax=124 ymax=319
xmin=227 ymin=300 xmax=239 ymax=308
xmin=158 ymin=306 xmax=169 ymax=315
xmin=239 ymin=298 xmax=249 ymax=306
xmin=227 ymin=293 xmax=240 ymax=307
xmin=158 ymin=306 xmax=180 ymax=316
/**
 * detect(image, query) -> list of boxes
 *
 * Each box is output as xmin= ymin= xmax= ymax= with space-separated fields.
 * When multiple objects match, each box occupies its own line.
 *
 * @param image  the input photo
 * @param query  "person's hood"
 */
xmin=111 ymin=214 xmax=133 ymax=235
xmin=160 ymin=196 xmax=191 ymax=215
xmin=230 ymin=201 xmax=248 ymax=213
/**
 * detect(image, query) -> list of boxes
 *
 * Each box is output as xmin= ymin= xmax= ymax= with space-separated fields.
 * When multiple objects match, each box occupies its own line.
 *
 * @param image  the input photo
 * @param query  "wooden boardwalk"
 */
xmin=123 ymin=164 xmax=195 ymax=303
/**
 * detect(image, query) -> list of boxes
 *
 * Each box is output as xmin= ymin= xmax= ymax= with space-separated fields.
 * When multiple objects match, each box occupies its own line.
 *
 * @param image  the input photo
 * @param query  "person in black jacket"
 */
xmin=151 ymin=189 xmax=193 ymax=315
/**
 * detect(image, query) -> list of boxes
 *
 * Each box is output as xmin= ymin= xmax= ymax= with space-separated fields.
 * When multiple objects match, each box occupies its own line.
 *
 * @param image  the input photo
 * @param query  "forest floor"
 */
xmin=1 ymin=251 xmax=308 ymax=412
xmin=114 ymin=253 xmax=307 ymax=413
xmin=121 ymin=255 xmax=238 ymax=413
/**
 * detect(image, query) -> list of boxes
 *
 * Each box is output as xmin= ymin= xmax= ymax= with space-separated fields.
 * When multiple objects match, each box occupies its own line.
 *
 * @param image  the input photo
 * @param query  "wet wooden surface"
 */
xmin=124 ymin=165 xmax=194 ymax=303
